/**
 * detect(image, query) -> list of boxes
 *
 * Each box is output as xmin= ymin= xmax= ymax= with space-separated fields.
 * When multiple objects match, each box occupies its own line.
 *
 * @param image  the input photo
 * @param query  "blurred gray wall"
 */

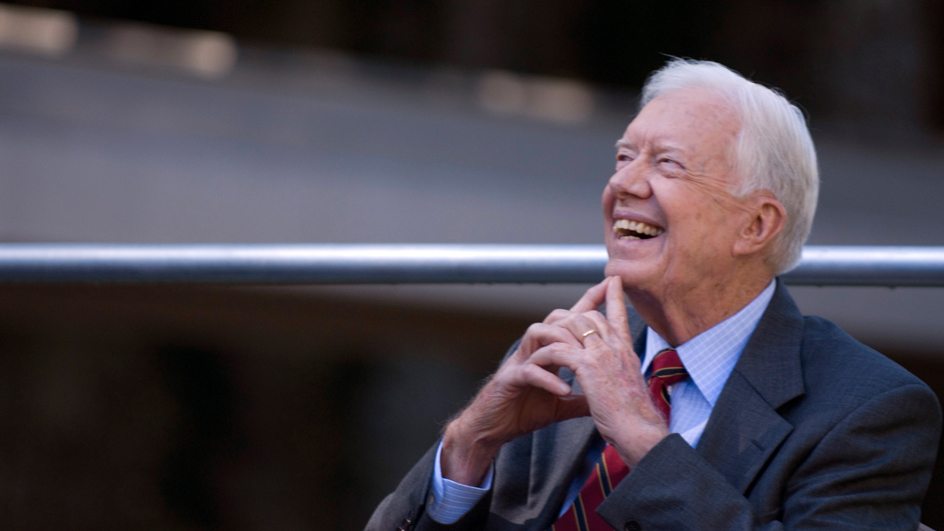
xmin=1 ymin=39 xmax=942 ymax=351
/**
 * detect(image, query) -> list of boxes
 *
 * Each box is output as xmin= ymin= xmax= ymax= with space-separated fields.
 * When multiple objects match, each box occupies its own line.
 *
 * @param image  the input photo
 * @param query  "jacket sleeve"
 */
xmin=364 ymin=443 xmax=437 ymax=531
xmin=596 ymin=383 xmax=941 ymax=531
xmin=365 ymin=441 xmax=494 ymax=531
xmin=366 ymin=340 xmax=523 ymax=531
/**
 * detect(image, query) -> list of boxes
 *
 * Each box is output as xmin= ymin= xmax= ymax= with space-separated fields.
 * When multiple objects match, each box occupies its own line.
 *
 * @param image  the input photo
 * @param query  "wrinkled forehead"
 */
xmin=628 ymin=88 xmax=740 ymax=139
xmin=622 ymin=88 xmax=742 ymax=170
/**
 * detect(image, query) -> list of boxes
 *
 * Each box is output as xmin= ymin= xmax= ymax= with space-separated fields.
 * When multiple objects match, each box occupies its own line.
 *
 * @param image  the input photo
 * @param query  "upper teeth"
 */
xmin=614 ymin=219 xmax=664 ymax=238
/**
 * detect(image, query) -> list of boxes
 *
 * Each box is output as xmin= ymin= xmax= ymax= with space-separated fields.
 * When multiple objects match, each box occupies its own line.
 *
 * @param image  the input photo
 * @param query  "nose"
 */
xmin=607 ymin=158 xmax=652 ymax=199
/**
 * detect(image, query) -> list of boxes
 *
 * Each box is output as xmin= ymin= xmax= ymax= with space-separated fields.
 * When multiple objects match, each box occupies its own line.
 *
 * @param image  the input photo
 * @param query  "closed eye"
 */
xmin=657 ymin=157 xmax=684 ymax=171
xmin=615 ymin=152 xmax=636 ymax=170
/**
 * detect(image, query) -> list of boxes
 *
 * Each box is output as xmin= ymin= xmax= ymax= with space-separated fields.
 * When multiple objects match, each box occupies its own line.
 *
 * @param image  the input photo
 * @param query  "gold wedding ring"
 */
xmin=581 ymin=329 xmax=600 ymax=340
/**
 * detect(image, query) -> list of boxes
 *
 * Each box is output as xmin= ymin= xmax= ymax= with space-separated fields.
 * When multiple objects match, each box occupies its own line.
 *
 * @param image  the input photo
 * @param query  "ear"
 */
xmin=732 ymin=192 xmax=786 ymax=257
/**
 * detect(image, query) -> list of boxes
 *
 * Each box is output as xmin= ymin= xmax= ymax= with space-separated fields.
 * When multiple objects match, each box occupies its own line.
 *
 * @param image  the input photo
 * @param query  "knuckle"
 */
xmin=522 ymin=364 xmax=547 ymax=381
xmin=545 ymin=342 xmax=566 ymax=354
xmin=544 ymin=309 xmax=569 ymax=323
xmin=511 ymin=346 xmax=530 ymax=361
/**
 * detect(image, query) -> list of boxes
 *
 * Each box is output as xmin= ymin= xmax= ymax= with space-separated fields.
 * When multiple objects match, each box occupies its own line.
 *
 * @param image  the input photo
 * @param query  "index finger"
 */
xmin=604 ymin=276 xmax=632 ymax=345
xmin=569 ymin=278 xmax=611 ymax=313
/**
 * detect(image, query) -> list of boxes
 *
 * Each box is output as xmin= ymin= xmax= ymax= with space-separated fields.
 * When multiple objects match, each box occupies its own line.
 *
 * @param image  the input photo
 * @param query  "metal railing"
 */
xmin=0 ymin=244 xmax=941 ymax=287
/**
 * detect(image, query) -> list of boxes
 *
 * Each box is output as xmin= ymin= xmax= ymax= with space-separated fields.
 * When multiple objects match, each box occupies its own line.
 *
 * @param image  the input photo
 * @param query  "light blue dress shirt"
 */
xmin=428 ymin=280 xmax=777 ymax=524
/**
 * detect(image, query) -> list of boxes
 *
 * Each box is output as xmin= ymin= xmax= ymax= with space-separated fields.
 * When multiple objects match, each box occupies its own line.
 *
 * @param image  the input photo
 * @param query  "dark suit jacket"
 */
xmin=366 ymin=282 xmax=942 ymax=531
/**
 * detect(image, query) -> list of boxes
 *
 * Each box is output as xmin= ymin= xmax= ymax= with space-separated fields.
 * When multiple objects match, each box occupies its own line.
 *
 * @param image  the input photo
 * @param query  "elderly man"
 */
xmin=367 ymin=60 xmax=941 ymax=530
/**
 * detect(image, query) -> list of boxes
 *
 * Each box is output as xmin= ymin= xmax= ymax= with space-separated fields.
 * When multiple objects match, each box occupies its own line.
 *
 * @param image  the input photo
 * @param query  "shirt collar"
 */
xmin=640 ymin=279 xmax=777 ymax=407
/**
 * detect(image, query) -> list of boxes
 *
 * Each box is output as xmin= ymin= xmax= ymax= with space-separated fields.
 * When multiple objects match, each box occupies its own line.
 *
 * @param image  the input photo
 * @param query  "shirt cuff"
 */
xmin=428 ymin=439 xmax=494 ymax=524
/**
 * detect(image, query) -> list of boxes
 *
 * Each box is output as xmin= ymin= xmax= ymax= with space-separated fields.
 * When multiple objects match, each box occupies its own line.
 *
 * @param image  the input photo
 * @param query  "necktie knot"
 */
xmin=648 ymin=348 xmax=689 ymax=423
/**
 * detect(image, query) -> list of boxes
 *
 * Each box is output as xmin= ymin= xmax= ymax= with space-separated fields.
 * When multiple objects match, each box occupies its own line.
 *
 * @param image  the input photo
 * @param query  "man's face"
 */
xmin=603 ymin=88 xmax=752 ymax=299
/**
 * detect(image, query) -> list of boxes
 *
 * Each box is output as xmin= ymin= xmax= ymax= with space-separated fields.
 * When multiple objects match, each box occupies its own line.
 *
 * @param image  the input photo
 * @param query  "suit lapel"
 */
xmin=525 ymin=415 xmax=596 ymax=528
xmin=696 ymin=280 xmax=806 ymax=495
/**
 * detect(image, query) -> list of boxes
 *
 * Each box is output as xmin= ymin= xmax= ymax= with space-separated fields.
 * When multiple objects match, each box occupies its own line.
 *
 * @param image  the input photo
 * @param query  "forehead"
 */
xmin=621 ymin=88 xmax=740 ymax=157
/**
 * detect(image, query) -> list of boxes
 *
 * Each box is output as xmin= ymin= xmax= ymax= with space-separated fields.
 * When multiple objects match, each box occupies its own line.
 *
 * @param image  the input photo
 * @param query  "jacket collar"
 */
xmin=694 ymin=279 xmax=806 ymax=494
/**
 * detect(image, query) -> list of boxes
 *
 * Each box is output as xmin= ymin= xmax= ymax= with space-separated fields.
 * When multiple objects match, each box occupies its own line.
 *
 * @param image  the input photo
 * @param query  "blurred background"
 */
xmin=0 ymin=0 xmax=942 ymax=528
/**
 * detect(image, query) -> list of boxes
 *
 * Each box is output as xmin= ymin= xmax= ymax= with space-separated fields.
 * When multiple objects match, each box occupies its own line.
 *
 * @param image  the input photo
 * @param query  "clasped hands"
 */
xmin=441 ymin=276 xmax=670 ymax=486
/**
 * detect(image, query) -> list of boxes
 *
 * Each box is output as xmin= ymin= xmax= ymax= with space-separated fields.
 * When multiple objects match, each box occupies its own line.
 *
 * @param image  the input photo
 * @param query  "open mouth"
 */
xmin=613 ymin=219 xmax=664 ymax=240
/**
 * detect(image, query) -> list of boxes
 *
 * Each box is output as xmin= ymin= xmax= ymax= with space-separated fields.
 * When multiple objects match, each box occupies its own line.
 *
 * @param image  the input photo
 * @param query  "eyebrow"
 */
xmin=617 ymin=137 xmax=688 ymax=155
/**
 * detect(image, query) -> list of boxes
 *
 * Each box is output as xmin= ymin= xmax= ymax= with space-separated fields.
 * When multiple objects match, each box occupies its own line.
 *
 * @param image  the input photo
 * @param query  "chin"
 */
xmin=605 ymin=256 xmax=662 ymax=293
xmin=604 ymin=260 xmax=637 ymax=286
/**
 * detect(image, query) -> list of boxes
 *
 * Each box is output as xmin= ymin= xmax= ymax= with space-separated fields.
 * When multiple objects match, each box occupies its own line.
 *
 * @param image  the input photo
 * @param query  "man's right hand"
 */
xmin=439 ymin=279 xmax=617 ymax=486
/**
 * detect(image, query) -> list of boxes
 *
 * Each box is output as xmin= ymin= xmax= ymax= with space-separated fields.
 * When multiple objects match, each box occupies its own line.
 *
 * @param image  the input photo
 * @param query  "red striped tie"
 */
xmin=648 ymin=348 xmax=688 ymax=422
xmin=549 ymin=349 xmax=687 ymax=531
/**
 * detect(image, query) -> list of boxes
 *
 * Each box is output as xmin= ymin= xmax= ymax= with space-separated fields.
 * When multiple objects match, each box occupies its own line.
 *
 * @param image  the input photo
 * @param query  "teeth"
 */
xmin=613 ymin=218 xmax=664 ymax=239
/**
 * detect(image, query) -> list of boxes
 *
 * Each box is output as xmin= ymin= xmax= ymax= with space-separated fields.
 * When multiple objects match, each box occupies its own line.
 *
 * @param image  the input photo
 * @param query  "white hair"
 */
xmin=640 ymin=59 xmax=819 ymax=274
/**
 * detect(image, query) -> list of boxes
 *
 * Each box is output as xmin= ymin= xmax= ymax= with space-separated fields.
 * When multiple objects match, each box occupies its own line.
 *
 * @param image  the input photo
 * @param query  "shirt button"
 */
xmin=624 ymin=521 xmax=641 ymax=531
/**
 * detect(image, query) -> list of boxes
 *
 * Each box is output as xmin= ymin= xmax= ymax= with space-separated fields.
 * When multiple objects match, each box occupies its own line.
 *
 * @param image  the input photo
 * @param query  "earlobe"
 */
xmin=733 ymin=195 xmax=786 ymax=256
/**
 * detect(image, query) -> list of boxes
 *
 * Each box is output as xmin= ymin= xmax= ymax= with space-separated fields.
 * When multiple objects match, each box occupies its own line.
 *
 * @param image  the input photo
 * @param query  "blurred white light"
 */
xmin=476 ymin=70 xmax=528 ymax=114
xmin=0 ymin=3 xmax=77 ymax=57
xmin=105 ymin=23 xmax=237 ymax=79
xmin=527 ymin=78 xmax=595 ymax=124
xmin=185 ymin=32 xmax=238 ymax=77
xmin=476 ymin=70 xmax=595 ymax=124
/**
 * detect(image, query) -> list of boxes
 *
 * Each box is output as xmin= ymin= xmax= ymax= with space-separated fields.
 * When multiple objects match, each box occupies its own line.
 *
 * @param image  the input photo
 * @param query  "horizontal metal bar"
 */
xmin=0 ymin=244 xmax=940 ymax=287
xmin=783 ymin=246 xmax=944 ymax=287
xmin=0 ymin=244 xmax=608 ymax=284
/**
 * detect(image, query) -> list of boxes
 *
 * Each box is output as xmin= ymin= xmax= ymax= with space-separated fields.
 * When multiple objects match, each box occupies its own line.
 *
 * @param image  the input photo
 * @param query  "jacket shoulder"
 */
xmin=799 ymin=315 xmax=934 ymax=401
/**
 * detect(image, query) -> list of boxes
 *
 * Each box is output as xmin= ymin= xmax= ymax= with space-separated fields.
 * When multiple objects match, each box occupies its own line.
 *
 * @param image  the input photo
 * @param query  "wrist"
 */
xmin=441 ymin=417 xmax=502 ymax=486
xmin=611 ymin=424 xmax=669 ymax=468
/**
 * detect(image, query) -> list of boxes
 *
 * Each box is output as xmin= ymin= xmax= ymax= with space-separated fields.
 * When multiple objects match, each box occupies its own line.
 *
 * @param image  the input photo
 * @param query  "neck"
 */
xmin=627 ymin=268 xmax=773 ymax=347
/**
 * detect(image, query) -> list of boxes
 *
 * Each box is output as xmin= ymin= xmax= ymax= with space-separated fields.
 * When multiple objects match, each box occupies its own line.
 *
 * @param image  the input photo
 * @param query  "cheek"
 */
xmin=601 ymin=185 xmax=616 ymax=211
xmin=662 ymin=178 xmax=740 ymax=229
xmin=661 ymin=197 xmax=727 ymax=250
